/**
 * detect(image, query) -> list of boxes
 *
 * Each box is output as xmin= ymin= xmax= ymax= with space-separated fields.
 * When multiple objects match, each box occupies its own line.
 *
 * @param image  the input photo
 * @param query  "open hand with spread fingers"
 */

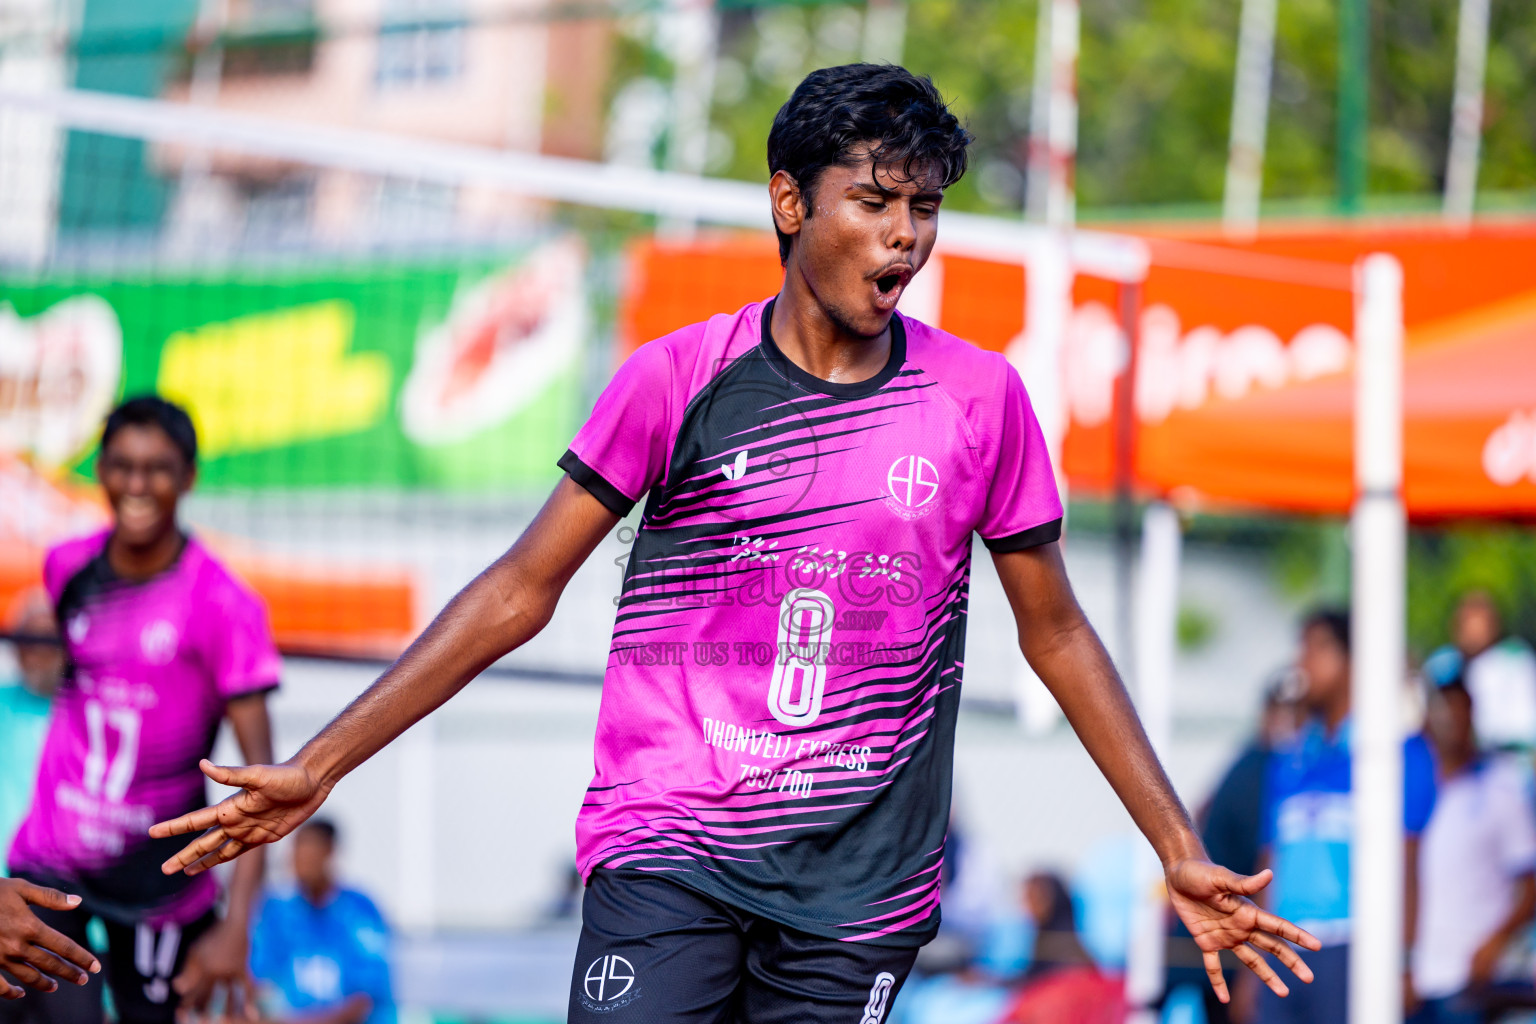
xmin=1165 ymin=858 xmax=1322 ymax=1004
xmin=149 ymin=759 xmax=329 ymax=877
xmin=0 ymin=879 xmax=101 ymax=999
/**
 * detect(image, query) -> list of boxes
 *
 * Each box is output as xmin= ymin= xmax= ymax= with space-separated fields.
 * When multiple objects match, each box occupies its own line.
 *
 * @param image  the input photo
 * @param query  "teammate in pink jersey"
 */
xmin=153 ymin=65 xmax=1320 ymax=1022
xmin=3 ymin=397 xmax=280 ymax=1024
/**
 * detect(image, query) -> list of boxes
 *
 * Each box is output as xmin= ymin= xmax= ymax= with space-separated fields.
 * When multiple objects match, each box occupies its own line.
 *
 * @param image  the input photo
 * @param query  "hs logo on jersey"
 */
xmin=884 ymin=455 xmax=940 ymax=521
xmin=140 ymin=620 xmax=179 ymax=665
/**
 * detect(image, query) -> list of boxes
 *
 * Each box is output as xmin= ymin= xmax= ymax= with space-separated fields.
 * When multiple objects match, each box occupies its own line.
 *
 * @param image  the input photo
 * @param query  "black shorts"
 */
xmin=0 ymin=877 xmax=215 ymax=1024
xmin=570 ymin=869 xmax=919 ymax=1024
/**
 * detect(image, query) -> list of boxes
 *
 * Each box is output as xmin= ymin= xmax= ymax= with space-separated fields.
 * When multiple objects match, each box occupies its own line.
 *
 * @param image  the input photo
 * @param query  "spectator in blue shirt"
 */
xmin=250 ymin=820 xmax=395 ymax=1024
xmin=1255 ymin=609 xmax=1437 ymax=1024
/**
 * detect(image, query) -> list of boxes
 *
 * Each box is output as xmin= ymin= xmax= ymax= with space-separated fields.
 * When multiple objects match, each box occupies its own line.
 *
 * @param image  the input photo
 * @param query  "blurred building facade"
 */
xmin=1 ymin=0 xmax=614 ymax=262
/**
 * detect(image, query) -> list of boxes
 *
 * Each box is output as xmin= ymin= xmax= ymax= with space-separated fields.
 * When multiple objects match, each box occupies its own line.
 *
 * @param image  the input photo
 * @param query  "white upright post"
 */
xmin=396 ymin=717 xmax=437 ymax=933
xmin=1017 ymin=0 xmax=1079 ymax=485
xmin=1444 ymin=0 xmax=1490 ymax=226
xmin=1015 ymin=245 xmax=1071 ymax=480
xmin=0 ymin=0 xmax=67 ymax=265
xmin=1348 ymin=253 xmax=1406 ymax=1024
xmin=1013 ymin=0 xmax=1078 ymax=730
xmin=1025 ymin=0 xmax=1078 ymax=229
xmin=1222 ymin=0 xmax=1278 ymax=238
xmin=164 ymin=0 xmax=230 ymax=254
xmin=861 ymin=0 xmax=907 ymax=65
xmin=659 ymin=0 xmax=718 ymax=239
xmin=1125 ymin=501 xmax=1182 ymax=1020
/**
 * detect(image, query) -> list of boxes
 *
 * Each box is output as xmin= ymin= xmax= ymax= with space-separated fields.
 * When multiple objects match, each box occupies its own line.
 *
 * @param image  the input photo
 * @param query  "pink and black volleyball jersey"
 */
xmin=8 ymin=531 xmax=281 ymax=925
xmin=562 ymin=297 xmax=1063 ymax=947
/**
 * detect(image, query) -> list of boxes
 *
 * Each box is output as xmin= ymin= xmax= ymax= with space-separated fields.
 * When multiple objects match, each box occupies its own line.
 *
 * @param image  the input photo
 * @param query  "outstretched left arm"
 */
xmin=992 ymin=541 xmax=1320 ymax=1004
xmin=174 ymin=691 xmax=273 ymax=1018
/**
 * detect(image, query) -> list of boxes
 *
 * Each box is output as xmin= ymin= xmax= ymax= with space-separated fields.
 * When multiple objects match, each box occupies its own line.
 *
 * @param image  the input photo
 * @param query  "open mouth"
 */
xmin=871 ymin=264 xmax=913 ymax=308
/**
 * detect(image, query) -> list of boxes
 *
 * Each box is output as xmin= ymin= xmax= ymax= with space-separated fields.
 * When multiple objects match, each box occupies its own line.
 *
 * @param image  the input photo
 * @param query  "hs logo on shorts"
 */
xmin=580 ymin=954 xmax=641 ymax=1013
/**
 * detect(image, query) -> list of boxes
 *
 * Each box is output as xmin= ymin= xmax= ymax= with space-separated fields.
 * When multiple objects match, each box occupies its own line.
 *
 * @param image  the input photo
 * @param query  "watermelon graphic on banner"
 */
xmin=0 ymin=295 xmax=122 ymax=468
xmin=402 ymin=238 xmax=586 ymax=443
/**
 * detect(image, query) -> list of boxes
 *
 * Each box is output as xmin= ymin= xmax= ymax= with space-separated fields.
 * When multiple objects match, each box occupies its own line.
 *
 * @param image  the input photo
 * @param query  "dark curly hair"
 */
xmin=767 ymin=64 xmax=973 ymax=265
xmin=101 ymin=395 xmax=197 ymax=467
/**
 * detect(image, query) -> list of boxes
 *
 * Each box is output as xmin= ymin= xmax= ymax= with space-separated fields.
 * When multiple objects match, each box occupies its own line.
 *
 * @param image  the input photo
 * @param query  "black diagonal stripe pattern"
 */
xmin=595 ymin=558 xmax=972 ymax=862
xmin=583 ymin=337 xmax=978 ymax=944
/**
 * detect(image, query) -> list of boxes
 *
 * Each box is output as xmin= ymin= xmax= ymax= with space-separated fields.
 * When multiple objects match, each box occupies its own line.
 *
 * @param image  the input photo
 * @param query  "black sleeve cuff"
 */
xmin=558 ymin=450 xmax=638 ymax=517
xmin=226 ymin=681 xmax=280 ymax=700
xmin=982 ymin=517 xmax=1064 ymax=553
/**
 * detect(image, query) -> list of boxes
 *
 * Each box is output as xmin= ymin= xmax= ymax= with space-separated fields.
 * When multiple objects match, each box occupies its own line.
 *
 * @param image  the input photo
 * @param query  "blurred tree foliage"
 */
xmin=604 ymin=0 xmax=1536 ymax=214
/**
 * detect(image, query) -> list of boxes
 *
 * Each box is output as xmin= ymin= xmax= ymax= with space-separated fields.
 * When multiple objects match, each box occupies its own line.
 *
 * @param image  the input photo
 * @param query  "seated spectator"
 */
xmin=995 ymin=873 xmax=1125 ymax=1024
xmin=892 ymin=936 xmax=1011 ymax=1024
xmin=251 ymin=820 xmax=395 ymax=1024
xmin=1410 ymin=680 xmax=1536 ymax=1024
xmin=0 ymin=590 xmax=62 ymax=867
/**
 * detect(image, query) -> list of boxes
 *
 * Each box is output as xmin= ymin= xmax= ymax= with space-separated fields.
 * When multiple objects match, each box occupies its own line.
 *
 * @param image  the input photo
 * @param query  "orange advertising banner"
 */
xmin=0 ymin=456 xmax=416 ymax=654
xmin=617 ymin=221 xmax=1536 ymax=518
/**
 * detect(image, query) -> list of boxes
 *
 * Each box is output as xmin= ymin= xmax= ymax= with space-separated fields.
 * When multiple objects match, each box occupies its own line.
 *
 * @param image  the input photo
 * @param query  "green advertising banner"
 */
xmin=0 ymin=237 xmax=590 ymax=491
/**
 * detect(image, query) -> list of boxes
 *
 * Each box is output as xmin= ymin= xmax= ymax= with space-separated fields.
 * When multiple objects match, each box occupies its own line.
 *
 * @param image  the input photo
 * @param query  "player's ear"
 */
xmin=180 ymin=461 xmax=198 ymax=495
xmin=769 ymin=170 xmax=806 ymax=244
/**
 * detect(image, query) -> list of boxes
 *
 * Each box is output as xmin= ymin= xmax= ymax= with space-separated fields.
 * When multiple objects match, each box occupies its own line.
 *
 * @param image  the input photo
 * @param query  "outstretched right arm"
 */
xmin=151 ymin=476 xmax=621 ymax=876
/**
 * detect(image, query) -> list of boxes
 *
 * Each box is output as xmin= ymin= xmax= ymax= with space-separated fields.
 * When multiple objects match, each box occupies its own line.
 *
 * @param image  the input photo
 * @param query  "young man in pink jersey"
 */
xmin=153 ymin=65 xmax=1320 ymax=1021
xmin=4 ymin=397 xmax=280 ymax=1023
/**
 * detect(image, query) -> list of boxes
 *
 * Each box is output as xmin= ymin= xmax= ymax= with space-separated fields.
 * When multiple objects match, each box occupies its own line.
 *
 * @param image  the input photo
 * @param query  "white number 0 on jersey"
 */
xmin=768 ymin=588 xmax=834 ymax=728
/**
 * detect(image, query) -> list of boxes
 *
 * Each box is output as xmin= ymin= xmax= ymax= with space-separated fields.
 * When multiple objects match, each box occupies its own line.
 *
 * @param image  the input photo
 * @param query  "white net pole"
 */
xmin=1443 ymin=0 xmax=1490 ymax=227
xmin=1348 ymin=253 xmax=1406 ymax=1024
xmin=1125 ymin=501 xmax=1183 ymax=1018
xmin=1222 ymin=0 xmax=1277 ymax=239
xmin=658 ymin=0 xmax=718 ymax=239
xmin=1025 ymin=0 xmax=1078 ymax=230
xmin=0 ymin=0 xmax=66 ymax=266
xmin=1018 ymin=0 xmax=1081 ymax=501
xmin=860 ymin=0 xmax=907 ymax=64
